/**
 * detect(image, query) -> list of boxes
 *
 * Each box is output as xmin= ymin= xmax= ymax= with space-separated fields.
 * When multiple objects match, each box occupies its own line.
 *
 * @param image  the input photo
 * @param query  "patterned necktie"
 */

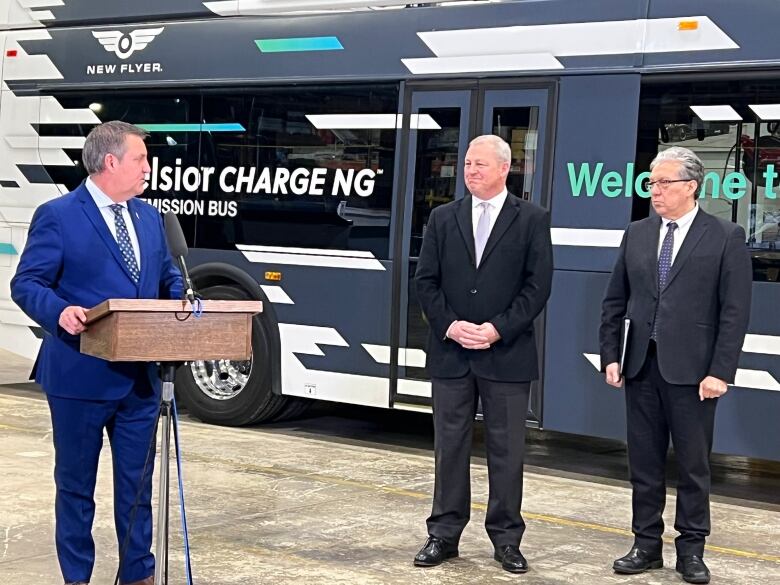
xmin=651 ymin=221 xmax=677 ymax=339
xmin=474 ymin=201 xmax=491 ymax=267
xmin=109 ymin=203 xmax=140 ymax=284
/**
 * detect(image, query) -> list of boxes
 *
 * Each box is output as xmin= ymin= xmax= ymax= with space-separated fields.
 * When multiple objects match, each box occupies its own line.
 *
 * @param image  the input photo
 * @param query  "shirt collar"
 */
xmin=85 ymin=177 xmax=127 ymax=210
xmin=473 ymin=187 xmax=508 ymax=210
xmin=662 ymin=202 xmax=698 ymax=229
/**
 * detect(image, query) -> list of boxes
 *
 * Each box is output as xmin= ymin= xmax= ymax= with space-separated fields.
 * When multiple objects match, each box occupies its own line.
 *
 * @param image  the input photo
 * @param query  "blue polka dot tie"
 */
xmin=109 ymin=204 xmax=140 ymax=284
xmin=651 ymin=221 xmax=677 ymax=340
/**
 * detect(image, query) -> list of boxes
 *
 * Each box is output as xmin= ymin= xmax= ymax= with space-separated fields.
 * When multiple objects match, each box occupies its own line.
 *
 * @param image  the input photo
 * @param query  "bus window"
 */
xmin=45 ymin=92 xmax=202 ymax=244
xmin=637 ymin=79 xmax=780 ymax=282
xmin=489 ymin=106 xmax=539 ymax=201
xmin=196 ymin=85 xmax=398 ymax=258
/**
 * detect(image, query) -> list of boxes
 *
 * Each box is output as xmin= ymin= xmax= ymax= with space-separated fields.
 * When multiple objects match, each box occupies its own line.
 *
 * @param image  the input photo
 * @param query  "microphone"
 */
xmin=164 ymin=211 xmax=196 ymax=304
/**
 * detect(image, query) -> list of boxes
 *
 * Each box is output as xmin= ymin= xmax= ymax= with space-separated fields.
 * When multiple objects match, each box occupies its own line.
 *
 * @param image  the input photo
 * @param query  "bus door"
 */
xmin=393 ymin=84 xmax=552 ymax=428
xmin=477 ymin=87 xmax=552 ymax=426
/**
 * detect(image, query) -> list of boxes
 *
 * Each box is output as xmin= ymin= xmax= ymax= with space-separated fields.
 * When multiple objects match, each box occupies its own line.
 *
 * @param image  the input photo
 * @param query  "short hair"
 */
xmin=469 ymin=134 xmax=511 ymax=164
xmin=650 ymin=146 xmax=704 ymax=189
xmin=82 ymin=121 xmax=149 ymax=175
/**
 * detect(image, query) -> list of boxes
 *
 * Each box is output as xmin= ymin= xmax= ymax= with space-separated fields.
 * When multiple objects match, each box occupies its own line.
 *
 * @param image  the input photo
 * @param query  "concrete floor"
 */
xmin=0 ymin=352 xmax=779 ymax=584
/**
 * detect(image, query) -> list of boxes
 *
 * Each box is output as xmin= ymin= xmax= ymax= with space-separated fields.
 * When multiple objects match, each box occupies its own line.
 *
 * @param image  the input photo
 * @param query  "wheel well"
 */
xmin=190 ymin=262 xmax=282 ymax=396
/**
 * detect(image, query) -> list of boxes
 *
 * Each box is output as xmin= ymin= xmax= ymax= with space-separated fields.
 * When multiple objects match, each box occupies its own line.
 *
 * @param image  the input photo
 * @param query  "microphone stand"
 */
xmin=153 ymin=287 xmax=196 ymax=584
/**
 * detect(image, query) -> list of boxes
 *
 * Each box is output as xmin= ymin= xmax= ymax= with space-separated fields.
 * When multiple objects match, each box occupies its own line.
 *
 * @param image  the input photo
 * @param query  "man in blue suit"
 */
xmin=11 ymin=121 xmax=182 ymax=585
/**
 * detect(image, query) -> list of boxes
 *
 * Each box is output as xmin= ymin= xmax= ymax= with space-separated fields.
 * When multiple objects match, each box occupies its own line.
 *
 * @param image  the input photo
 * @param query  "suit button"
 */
xmin=470 ymin=289 xmax=477 ymax=294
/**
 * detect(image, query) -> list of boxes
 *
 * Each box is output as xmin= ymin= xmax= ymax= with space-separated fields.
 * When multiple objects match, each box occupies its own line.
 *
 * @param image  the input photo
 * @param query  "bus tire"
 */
xmin=270 ymin=396 xmax=311 ymax=422
xmin=174 ymin=284 xmax=286 ymax=425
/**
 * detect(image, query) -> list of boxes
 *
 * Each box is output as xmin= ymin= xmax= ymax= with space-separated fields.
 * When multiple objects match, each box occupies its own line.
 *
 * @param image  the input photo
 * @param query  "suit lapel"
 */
xmin=79 ymin=186 xmax=139 ymax=287
xmin=642 ymin=216 xmax=662 ymax=294
xmin=663 ymin=209 xmax=709 ymax=291
xmin=478 ymin=195 xmax=519 ymax=267
xmin=127 ymin=198 xmax=151 ymax=291
xmin=455 ymin=195 xmax=476 ymax=267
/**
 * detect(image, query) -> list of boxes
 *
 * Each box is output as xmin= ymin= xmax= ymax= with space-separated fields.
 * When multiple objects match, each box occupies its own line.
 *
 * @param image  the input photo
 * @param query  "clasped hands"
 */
xmin=605 ymin=362 xmax=727 ymax=401
xmin=448 ymin=320 xmax=500 ymax=350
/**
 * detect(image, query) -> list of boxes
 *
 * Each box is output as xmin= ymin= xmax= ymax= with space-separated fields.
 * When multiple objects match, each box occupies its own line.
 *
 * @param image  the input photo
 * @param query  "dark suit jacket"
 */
xmin=11 ymin=183 xmax=183 ymax=400
xmin=600 ymin=209 xmax=752 ymax=385
xmin=415 ymin=193 xmax=553 ymax=382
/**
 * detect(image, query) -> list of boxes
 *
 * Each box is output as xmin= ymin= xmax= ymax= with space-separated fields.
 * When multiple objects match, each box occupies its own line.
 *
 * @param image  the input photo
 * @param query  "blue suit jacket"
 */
xmin=11 ymin=183 xmax=183 ymax=400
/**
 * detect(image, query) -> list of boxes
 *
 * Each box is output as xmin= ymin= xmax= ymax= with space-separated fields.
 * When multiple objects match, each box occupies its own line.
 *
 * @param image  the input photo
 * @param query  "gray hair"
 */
xmin=469 ymin=134 xmax=512 ymax=164
xmin=82 ymin=121 xmax=149 ymax=175
xmin=650 ymin=146 xmax=704 ymax=189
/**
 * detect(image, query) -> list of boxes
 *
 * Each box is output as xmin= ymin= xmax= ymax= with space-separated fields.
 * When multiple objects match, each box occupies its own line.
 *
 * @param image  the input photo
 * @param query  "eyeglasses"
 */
xmin=642 ymin=178 xmax=693 ymax=191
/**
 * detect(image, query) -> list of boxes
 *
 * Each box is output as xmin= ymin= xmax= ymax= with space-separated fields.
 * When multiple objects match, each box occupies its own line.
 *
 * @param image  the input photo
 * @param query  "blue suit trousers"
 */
xmin=47 ymin=381 xmax=158 ymax=584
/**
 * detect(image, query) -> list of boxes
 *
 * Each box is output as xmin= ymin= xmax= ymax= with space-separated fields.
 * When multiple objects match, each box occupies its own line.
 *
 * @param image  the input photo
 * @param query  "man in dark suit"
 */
xmin=600 ymin=147 xmax=751 ymax=584
xmin=413 ymin=134 xmax=553 ymax=573
xmin=12 ymin=121 xmax=182 ymax=585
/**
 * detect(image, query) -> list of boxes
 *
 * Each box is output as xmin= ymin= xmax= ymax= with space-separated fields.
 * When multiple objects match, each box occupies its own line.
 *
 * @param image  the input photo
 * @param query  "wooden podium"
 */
xmin=80 ymin=298 xmax=263 ymax=362
xmin=79 ymin=297 xmax=262 ymax=584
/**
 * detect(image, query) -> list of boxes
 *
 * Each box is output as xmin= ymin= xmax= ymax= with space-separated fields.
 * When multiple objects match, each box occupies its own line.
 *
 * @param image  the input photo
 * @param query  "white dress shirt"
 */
xmin=85 ymin=177 xmax=142 ymax=269
xmin=472 ymin=188 xmax=508 ymax=242
xmin=657 ymin=203 xmax=698 ymax=265
xmin=445 ymin=188 xmax=509 ymax=339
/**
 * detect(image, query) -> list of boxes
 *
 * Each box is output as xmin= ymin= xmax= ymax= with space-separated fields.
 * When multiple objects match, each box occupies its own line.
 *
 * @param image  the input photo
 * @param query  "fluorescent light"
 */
xmin=689 ymin=105 xmax=742 ymax=121
xmin=749 ymin=104 xmax=780 ymax=120
xmin=305 ymin=114 xmax=440 ymax=130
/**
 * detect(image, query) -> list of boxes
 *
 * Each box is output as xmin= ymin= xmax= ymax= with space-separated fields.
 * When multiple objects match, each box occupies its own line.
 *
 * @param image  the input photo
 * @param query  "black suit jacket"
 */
xmin=415 ymin=193 xmax=553 ymax=382
xmin=600 ymin=209 xmax=752 ymax=385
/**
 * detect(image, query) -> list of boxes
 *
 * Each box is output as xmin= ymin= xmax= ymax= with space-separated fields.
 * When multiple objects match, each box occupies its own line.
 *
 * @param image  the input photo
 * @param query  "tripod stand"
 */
xmin=154 ymin=362 xmax=194 ymax=584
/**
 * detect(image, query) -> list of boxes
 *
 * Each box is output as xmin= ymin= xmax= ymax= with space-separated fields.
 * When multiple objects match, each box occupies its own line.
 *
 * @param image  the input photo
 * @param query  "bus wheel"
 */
xmin=174 ymin=284 xmax=285 ymax=426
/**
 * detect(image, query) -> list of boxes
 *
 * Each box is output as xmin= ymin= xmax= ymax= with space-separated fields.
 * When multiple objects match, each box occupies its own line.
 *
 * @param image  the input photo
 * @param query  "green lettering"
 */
xmin=723 ymin=172 xmax=746 ymax=200
xmin=602 ymin=171 xmax=623 ymax=197
xmin=567 ymin=162 xmax=603 ymax=197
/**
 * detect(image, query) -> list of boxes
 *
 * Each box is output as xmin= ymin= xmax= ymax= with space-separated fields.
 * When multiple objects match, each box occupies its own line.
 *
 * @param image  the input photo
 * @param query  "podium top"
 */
xmin=85 ymin=299 xmax=263 ymax=325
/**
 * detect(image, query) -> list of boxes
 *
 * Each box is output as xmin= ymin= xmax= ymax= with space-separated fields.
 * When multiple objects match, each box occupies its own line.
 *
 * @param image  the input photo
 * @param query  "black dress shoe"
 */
xmin=413 ymin=536 xmax=458 ymax=567
xmin=612 ymin=546 xmax=663 ymax=574
xmin=494 ymin=545 xmax=528 ymax=574
xmin=676 ymin=555 xmax=710 ymax=584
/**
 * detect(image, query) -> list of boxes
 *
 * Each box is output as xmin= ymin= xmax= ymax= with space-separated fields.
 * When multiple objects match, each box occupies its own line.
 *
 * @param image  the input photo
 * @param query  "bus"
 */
xmin=1 ymin=0 xmax=778 ymax=460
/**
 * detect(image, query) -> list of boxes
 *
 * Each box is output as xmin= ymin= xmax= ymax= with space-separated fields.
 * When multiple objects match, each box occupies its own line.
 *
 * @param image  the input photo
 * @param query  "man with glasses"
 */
xmin=599 ymin=147 xmax=752 ymax=584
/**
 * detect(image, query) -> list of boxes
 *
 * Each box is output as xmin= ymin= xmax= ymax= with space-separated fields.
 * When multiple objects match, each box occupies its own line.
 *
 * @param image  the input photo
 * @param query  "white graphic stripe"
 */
xmin=397 ymin=378 xmax=432 ymax=398
xmin=240 ymin=250 xmax=385 ymax=270
xmin=362 ymin=344 xmax=427 ymax=368
xmin=4 ymin=135 xmax=86 ymax=149
xmin=279 ymin=324 xmax=389 ymax=407
xmin=583 ymin=353 xmax=780 ymax=392
xmin=18 ymin=0 xmax=64 ymax=7
xmin=417 ymin=17 xmax=737 ymax=60
xmin=237 ymin=244 xmax=376 ymax=258
xmin=402 ymin=53 xmax=563 ymax=75
xmin=551 ymin=228 xmax=624 ymax=247
xmin=742 ymin=334 xmax=780 ymax=356
xmin=28 ymin=10 xmax=54 ymax=20
xmin=260 ymin=285 xmax=294 ymax=304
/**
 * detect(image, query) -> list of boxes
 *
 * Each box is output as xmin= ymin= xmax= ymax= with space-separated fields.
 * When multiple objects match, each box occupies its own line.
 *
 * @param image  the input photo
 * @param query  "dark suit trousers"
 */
xmin=427 ymin=372 xmax=530 ymax=548
xmin=625 ymin=342 xmax=717 ymax=557
xmin=47 ymin=379 xmax=158 ymax=584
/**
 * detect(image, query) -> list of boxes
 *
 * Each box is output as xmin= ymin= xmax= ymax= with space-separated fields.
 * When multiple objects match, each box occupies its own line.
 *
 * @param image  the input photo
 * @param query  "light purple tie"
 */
xmin=475 ymin=201 xmax=491 ymax=267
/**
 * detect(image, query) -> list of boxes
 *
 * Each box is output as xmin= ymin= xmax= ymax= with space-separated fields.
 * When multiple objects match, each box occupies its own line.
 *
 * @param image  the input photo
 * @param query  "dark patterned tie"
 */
xmin=109 ymin=203 xmax=140 ymax=284
xmin=651 ymin=221 xmax=677 ymax=340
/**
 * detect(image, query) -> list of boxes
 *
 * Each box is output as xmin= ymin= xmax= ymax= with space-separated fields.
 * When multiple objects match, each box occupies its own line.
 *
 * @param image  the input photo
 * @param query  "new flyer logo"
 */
xmin=92 ymin=27 xmax=165 ymax=60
